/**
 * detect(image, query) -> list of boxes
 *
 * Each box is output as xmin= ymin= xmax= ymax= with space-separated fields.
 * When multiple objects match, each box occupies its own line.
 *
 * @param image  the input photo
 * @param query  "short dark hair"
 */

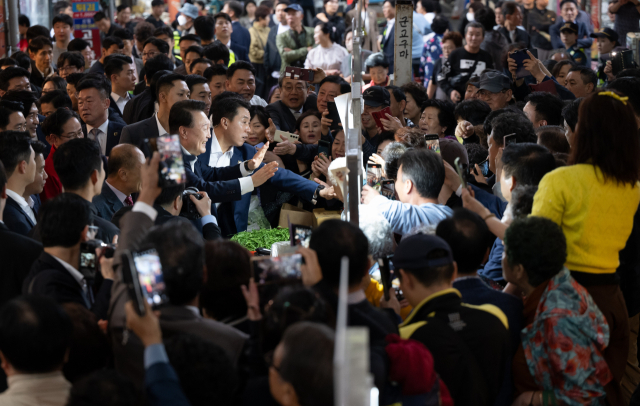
xmin=400 ymin=82 xmax=429 ymax=112
xmin=394 ymin=127 xmax=427 ymax=149
xmin=501 ymin=0 xmax=519 ymax=16
xmin=134 ymin=21 xmax=156 ymax=43
xmin=617 ymin=68 xmax=640 ymax=79
xmin=0 ymin=107 xmax=20 ymax=130
xmin=93 ymin=11 xmax=107 ymax=22
xmin=54 ymin=138 xmax=103 ymax=191
xmin=53 ymin=0 xmax=71 ymax=14
xmin=43 ymin=76 xmax=67 ymax=91
xmin=398 ymin=149 xmax=445 ymax=199
xmin=501 ymin=142 xmax=556 ymax=186
xmin=203 ymin=41 xmax=230 ymax=66
xmin=436 ymin=208 xmax=493 ymax=275
xmin=190 ymin=58 xmax=212 ymax=72
xmin=490 ymin=111 xmax=536 ymax=147
xmin=607 ymin=77 xmax=640 ymax=117
xmin=431 ymin=14 xmax=449 ymax=35
xmin=40 ymin=192 xmax=92 ymax=247
xmin=222 ymin=1 xmax=242 ymax=18
xmin=210 ymin=96 xmax=251 ymax=127
xmin=9 ymin=51 xmax=31 ymax=71
xmin=18 ymin=14 xmax=30 ymax=27
xmin=57 ymin=51 xmax=85 ymax=70
xmin=278 ymin=322 xmax=334 ymax=406
xmin=561 ymin=97 xmax=582 ymax=132
xmin=154 ymin=26 xmax=174 ymax=39
xmin=309 ymin=220 xmax=370 ymax=288
xmin=140 ymin=221 xmax=205 ymax=305
xmin=144 ymin=54 xmax=174 ymax=83
xmin=255 ymin=5 xmax=271 ymax=20
xmin=0 ymin=57 xmax=17 ymax=68
xmin=474 ymin=7 xmax=496 ymax=32
xmin=65 ymin=72 xmax=86 ymax=87
xmin=421 ymin=99 xmax=457 ymax=136
xmin=169 ymin=99 xmax=207 ymax=134
xmin=226 ymin=60 xmax=256 ymax=79
xmin=144 ymin=37 xmax=170 ymax=55
xmin=536 ymin=125 xmax=570 ymax=154
xmin=52 ymin=13 xmax=74 ymax=28
xmin=26 ymin=25 xmax=50 ymax=41
xmin=386 ymin=84 xmax=406 ymax=103
xmin=67 ymin=38 xmax=90 ymax=53
xmin=42 ymin=107 xmax=79 ymax=137
xmin=156 ymin=73 xmax=186 ymax=101
xmin=30 ymin=139 xmax=47 ymax=158
xmin=0 ymin=131 xmax=32 ymax=175
xmin=204 ymin=64 xmax=228 ymax=81
xmin=0 ymin=296 xmax=73 ymax=373
xmin=117 ymin=4 xmax=131 ymax=12
xmin=39 ymin=89 xmax=72 ymax=110
xmin=249 ymin=105 xmax=270 ymax=128
xmin=112 ymin=28 xmax=133 ymax=41
xmin=104 ymin=55 xmax=134 ymax=78
xmin=317 ymin=75 xmax=349 ymax=94
xmin=0 ymin=67 xmax=30 ymax=91
xmin=524 ymin=91 xmax=564 ymax=126
xmin=75 ymin=78 xmax=110 ymax=99
xmin=184 ymin=74 xmax=207 ymax=94
xmin=568 ymin=66 xmax=597 ymax=88
xmin=154 ymin=183 xmax=186 ymax=207
xmin=28 ymin=36 xmax=53 ymax=53
xmin=194 ymin=15 xmax=215 ymax=41
xmin=185 ymin=45 xmax=204 ymax=59
xmin=179 ymin=34 xmax=202 ymax=45
xmin=464 ymin=21 xmax=485 ymax=36
xmin=504 ymin=216 xmax=567 ymax=286
xmin=102 ymin=36 xmax=124 ymax=51
xmin=165 ymin=334 xmax=237 ymax=405
xmin=2 ymin=90 xmax=37 ymax=120
xmin=151 ymin=0 xmax=165 ymax=6
xmin=454 ymin=99 xmax=491 ymax=125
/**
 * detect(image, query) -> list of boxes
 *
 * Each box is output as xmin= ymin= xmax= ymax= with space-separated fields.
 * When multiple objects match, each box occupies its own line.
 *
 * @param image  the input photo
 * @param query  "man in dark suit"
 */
xmin=263 ymin=2 xmax=288 ymax=96
xmin=24 ymin=139 xmax=48 ymax=219
xmin=0 ymin=160 xmax=43 ymax=307
xmin=27 ymin=36 xmax=55 ymax=89
xmin=93 ymin=144 xmax=145 ymax=220
xmin=122 ymin=55 xmax=174 ymax=125
xmin=76 ymin=78 xmax=126 ymax=157
xmin=201 ymin=96 xmax=335 ymax=235
xmin=0 ymin=132 xmax=37 ymax=236
xmin=221 ymin=3 xmax=252 ymax=61
xmin=497 ymin=1 xmax=532 ymax=49
xmin=120 ymin=73 xmax=190 ymax=154
xmin=22 ymin=193 xmax=115 ymax=320
xmin=53 ymin=138 xmax=120 ymax=244
xmin=265 ymin=76 xmax=318 ymax=132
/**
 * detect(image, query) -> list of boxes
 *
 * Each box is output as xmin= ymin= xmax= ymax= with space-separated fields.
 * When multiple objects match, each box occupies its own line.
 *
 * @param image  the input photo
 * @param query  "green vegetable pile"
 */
xmin=230 ymin=228 xmax=290 ymax=251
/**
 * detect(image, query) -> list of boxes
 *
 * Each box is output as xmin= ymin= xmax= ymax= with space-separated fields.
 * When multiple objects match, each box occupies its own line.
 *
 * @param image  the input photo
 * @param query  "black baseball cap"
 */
xmin=590 ymin=27 xmax=619 ymax=45
xmin=363 ymin=86 xmax=390 ymax=107
xmin=560 ymin=22 xmax=579 ymax=34
xmin=393 ymin=234 xmax=454 ymax=270
xmin=477 ymin=70 xmax=511 ymax=93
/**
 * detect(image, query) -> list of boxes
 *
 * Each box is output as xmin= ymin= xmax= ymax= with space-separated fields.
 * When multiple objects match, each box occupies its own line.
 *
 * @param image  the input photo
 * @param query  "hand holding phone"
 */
xmin=144 ymin=135 xmax=186 ymax=187
xmin=503 ymin=133 xmax=516 ymax=146
xmin=454 ymin=157 xmax=467 ymax=189
xmin=274 ymin=130 xmax=300 ymax=143
xmin=424 ymin=134 xmax=441 ymax=154
xmin=371 ymin=107 xmax=392 ymax=131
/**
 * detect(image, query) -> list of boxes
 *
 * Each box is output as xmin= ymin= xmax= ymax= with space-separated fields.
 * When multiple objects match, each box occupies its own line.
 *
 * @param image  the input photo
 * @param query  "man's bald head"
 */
xmin=107 ymin=144 xmax=145 ymax=195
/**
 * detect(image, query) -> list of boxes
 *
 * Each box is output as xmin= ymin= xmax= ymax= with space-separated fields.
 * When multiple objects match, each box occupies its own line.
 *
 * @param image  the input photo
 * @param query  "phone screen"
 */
xmin=251 ymin=254 xmax=303 ymax=285
xmin=317 ymin=140 xmax=331 ymax=158
xmin=381 ymin=179 xmax=395 ymax=200
xmin=504 ymin=133 xmax=517 ymax=146
xmin=425 ymin=134 xmax=441 ymax=154
xmin=290 ymin=224 xmax=312 ymax=248
xmin=454 ymin=157 xmax=467 ymax=189
xmin=157 ymin=135 xmax=186 ymax=186
xmin=371 ymin=107 xmax=392 ymax=131
xmin=133 ymin=249 xmax=167 ymax=307
xmin=511 ymin=48 xmax=538 ymax=78
xmin=326 ymin=102 xmax=342 ymax=130
xmin=79 ymin=251 xmax=97 ymax=270
xmin=366 ymin=163 xmax=382 ymax=190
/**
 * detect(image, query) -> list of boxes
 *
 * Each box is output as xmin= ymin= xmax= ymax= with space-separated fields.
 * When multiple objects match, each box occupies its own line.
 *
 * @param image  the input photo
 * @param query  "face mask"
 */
xmin=178 ymin=15 xmax=188 ymax=26
xmin=466 ymin=12 xmax=475 ymax=21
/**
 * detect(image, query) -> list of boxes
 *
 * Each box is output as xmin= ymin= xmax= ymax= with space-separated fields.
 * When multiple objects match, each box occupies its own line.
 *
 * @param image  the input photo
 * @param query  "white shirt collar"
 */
xmin=26 ymin=195 xmax=34 ymax=209
xmin=289 ymin=105 xmax=304 ymax=115
xmin=181 ymin=145 xmax=197 ymax=171
xmin=111 ymin=91 xmax=131 ymax=103
xmin=5 ymin=189 xmax=29 ymax=209
xmin=155 ymin=113 xmax=169 ymax=137
xmin=347 ymin=289 xmax=367 ymax=304
xmin=210 ymin=129 xmax=233 ymax=155
xmin=105 ymin=180 xmax=127 ymax=204
xmin=51 ymin=256 xmax=85 ymax=288
xmin=86 ymin=118 xmax=109 ymax=136
xmin=184 ymin=305 xmax=201 ymax=317
xmin=226 ymin=39 xmax=232 ymax=48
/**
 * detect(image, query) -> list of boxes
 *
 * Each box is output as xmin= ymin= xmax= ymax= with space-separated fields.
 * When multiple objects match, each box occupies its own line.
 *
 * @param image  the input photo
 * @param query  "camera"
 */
xmin=79 ymin=239 xmax=116 ymax=282
xmin=180 ymin=187 xmax=203 ymax=220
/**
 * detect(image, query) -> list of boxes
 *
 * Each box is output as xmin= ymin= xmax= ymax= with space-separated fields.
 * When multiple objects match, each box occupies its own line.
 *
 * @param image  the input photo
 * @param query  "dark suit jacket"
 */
xmin=89 ymin=201 xmax=121 ymax=243
xmin=381 ymin=24 xmax=395 ymax=72
xmin=37 ymin=115 xmax=51 ymax=158
xmin=0 ymin=223 xmax=43 ymax=307
xmin=30 ymin=194 xmax=41 ymax=217
xmin=197 ymin=141 xmax=317 ymax=235
xmin=145 ymin=359 xmax=192 ymax=406
xmin=265 ymin=94 xmax=318 ymax=132
xmin=264 ymin=25 xmax=282 ymax=74
xmin=182 ymin=149 xmax=244 ymax=208
xmin=497 ymin=26 xmax=532 ymax=49
xmin=154 ymin=204 xmax=222 ymax=241
xmin=82 ymin=119 xmax=126 ymax=157
xmin=88 ymin=60 xmax=105 ymax=75
xmin=3 ymin=196 xmax=36 ymax=236
xmin=231 ymin=21 xmax=251 ymax=61
xmin=119 ymin=116 xmax=159 ymax=155
xmin=123 ymin=88 xmax=155 ymax=125
xmin=93 ymin=181 xmax=125 ymax=221
xmin=23 ymin=251 xmax=113 ymax=319
xmin=29 ymin=60 xmax=49 ymax=88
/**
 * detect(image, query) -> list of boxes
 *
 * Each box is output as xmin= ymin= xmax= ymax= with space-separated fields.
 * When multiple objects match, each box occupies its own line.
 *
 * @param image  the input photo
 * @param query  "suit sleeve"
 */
xmin=27 ymin=269 xmax=87 ymax=307
xmin=186 ymin=165 xmax=243 ymax=203
xmin=267 ymin=166 xmax=317 ymax=202
xmin=550 ymin=22 xmax=563 ymax=49
xmin=293 ymin=143 xmax=320 ymax=162
xmin=202 ymin=222 xmax=222 ymax=241
xmin=199 ymin=162 xmax=244 ymax=182
xmin=145 ymin=345 xmax=193 ymax=406
xmin=3 ymin=212 xmax=32 ymax=236
xmin=119 ymin=125 xmax=135 ymax=146
xmin=265 ymin=103 xmax=283 ymax=130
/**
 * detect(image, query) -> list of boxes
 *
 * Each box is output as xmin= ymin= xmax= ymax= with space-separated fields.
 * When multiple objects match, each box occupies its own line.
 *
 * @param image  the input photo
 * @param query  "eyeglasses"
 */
xmin=59 ymin=129 xmax=84 ymax=140
xmin=283 ymin=85 xmax=305 ymax=93
xmin=476 ymin=89 xmax=507 ymax=99
xmin=142 ymin=51 xmax=160 ymax=59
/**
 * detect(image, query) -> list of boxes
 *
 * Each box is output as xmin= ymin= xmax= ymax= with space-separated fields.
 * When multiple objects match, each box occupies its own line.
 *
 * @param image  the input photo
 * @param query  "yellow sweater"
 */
xmin=532 ymin=164 xmax=640 ymax=274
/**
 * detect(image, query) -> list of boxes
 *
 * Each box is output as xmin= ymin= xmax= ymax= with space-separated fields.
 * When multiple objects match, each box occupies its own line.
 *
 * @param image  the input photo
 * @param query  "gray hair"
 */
xmin=358 ymin=205 xmax=395 ymax=260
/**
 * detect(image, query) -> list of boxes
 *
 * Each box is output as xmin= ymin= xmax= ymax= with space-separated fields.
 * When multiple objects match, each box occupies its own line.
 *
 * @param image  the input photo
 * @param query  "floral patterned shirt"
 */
xmin=419 ymin=33 xmax=443 ymax=88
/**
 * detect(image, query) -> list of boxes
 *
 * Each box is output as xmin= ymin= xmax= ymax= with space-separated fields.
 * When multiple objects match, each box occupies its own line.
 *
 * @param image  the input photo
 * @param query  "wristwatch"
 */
xmin=244 ymin=160 xmax=251 ymax=172
xmin=312 ymin=185 xmax=325 ymax=204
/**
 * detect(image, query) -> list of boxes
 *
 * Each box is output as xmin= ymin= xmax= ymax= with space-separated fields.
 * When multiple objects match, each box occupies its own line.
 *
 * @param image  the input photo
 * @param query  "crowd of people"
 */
xmin=2 ymin=0 xmax=640 ymax=405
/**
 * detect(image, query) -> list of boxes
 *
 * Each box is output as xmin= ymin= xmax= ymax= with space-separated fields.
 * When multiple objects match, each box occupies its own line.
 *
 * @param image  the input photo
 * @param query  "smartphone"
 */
xmin=424 ymin=134 xmax=441 ymax=154
xmin=371 ymin=107 xmax=392 ymax=131
xmin=454 ymin=157 xmax=467 ymax=189
xmin=503 ymin=133 xmax=517 ymax=146
xmin=121 ymin=250 xmax=147 ymax=316
xmin=251 ymin=254 xmax=303 ymax=285
xmin=284 ymin=66 xmax=314 ymax=82
xmin=145 ymin=135 xmax=186 ymax=187
xmin=134 ymin=249 xmax=167 ymax=308
xmin=511 ymin=48 xmax=538 ymax=78
xmin=612 ymin=50 xmax=634 ymax=76
xmin=317 ymin=139 xmax=331 ymax=158
xmin=366 ymin=163 xmax=382 ymax=190
xmin=298 ymin=68 xmax=315 ymax=82
xmin=378 ymin=255 xmax=393 ymax=301
xmin=290 ymin=223 xmax=312 ymax=248
xmin=274 ymin=130 xmax=300 ymax=143
xmin=473 ymin=158 xmax=491 ymax=177
xmin=381 ymin=179 xmax=395 ymax=200
xmin=326 ymin=101 xmax=342 ymax=130
xmin=79 ymin=242 xmax=98 ymax=275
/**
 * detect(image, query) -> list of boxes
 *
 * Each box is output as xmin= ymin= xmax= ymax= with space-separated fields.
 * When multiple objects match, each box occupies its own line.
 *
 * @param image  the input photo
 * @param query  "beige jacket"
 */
xmin=249 ymin=22 xmax=271 ymax=64
xmin=0 ymin=372 xmax=71 ymax=406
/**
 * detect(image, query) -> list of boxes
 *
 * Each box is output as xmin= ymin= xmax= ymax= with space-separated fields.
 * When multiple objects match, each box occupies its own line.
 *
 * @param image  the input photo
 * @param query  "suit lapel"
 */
xmin=102 ymin=182 xmax=122 ymax=212
xmin=6 ymin=197 xmax=35 ymax=226
xmin=106 ymin=121 xmax=120 ymax=156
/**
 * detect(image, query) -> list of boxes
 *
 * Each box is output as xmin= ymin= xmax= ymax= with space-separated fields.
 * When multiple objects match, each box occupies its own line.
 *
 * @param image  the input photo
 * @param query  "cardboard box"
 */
xmin=278 ymin=203 xmax=314 ymax=228
xmin=313 ymin=208 xmax=342 ymax=226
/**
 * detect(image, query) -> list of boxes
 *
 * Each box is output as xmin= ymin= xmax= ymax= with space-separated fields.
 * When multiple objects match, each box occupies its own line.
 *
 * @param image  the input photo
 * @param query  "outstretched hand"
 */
xmin=249 ymin=142 xmax=270 ymax=171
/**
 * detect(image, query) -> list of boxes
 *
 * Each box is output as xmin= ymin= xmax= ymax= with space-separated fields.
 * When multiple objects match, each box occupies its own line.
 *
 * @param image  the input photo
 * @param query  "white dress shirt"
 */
xmin=181 ymin=145 xmax=197 ymax=172
xmin=289 ymin=105 xmax=304 ymax=120
xmin=304 ymin=42 xmax=349 ymax=71
xmin=111 ymin=91 xmax=131 ymax=115
xmin=155 ymin=113 xmax=169 ymax=137
xmin=86 ymin=119 xmax=110 ymax=155
xmin=5 ymin=189 xmax=37 ymax=225
xmin=250 ymin=95 xmax=268 ymax=107
xmin=277 ymin=22 xmax=290 ymax=36
xmin=208 ymin=131 xmax=254 ymax=208
xmin=384 ymin=20 xmax=395 ymax=40
xmin=105 ymin=180 xmax=127 ymax=204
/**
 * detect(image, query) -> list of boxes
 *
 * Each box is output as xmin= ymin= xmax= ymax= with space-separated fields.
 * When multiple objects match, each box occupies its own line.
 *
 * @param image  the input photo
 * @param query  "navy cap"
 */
xmin=477 ymin=70 xmax=511 ymax=93
xmin=393 ymin=234 xmax=454 ymax=270
xmin=284 ymin=3 xmax=304 ymax=13
xmin=363 ymin=86 xmax=390 ymax=107
xmin=590 ymin=27 xmax=619 ymax=44
xmin=560 ymin=22 xmax=579 ymax=34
